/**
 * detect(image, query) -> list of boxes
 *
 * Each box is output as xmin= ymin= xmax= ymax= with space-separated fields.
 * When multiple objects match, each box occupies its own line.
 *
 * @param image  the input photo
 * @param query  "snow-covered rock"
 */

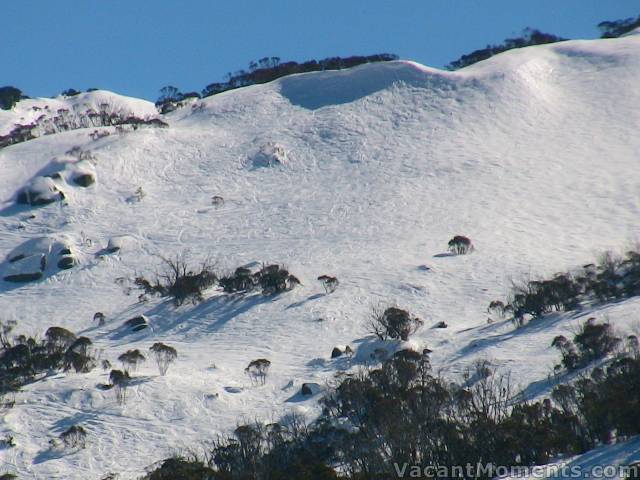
xmin=16 ymin=176 xmax=64 ymax=206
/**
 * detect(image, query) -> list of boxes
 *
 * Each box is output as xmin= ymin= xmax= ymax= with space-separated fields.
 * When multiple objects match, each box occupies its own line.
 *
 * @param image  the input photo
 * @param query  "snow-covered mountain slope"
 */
xmin=1 ymin=33 xmax=639 ymax=479
xmin=0 ymin=90 xmax=158 ymax=146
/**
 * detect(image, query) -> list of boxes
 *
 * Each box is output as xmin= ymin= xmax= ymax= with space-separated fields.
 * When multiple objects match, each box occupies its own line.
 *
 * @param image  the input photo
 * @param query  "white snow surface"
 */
xmin=0 ymin=34 xmax=639 ymax=478
xmin=0 ymin=90 xmax=157 ymax=136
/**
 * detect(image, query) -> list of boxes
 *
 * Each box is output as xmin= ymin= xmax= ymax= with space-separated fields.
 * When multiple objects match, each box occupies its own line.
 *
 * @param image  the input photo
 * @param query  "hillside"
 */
xmin=0 ymin=31 xmax=639 ymax=478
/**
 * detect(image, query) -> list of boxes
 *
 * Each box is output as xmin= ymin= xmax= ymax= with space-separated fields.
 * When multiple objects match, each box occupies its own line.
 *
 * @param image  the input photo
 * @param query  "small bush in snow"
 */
xmin=219 ymin=263 xmax=300 ymax=296
xmin=487 ymin=300 xmax=508 ymax=318
xmin=93 ymin=312 xmax=106 ymax=326
xmin=60 ymin=425 xmax=87 ymax=449
xmin=447 ymin=235 xmax=474 ymax=255
xmin=368 ymin=305 xmax=423 ymax=341
xmin=317 ymin=275 xmax=339 ymax=294
xmin=64 ymin=337 xmax=96 ymax=373
xmin=573 ymin=318 xmax=619 ymax=364
xmin=149 ymin=343 xmax=177 ymax=376
xmin=109 ymin=369 xmax=131 ymax=405
xmin=0 ymin=86 xmax=24 ymax=110
xmin=118 ymin=349 xmax=146 ymax=373
xmin=245 ymin=358 xmax=271 ymax=385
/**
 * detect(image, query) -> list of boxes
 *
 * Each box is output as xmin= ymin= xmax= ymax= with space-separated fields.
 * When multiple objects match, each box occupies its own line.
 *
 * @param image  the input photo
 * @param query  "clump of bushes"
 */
xmin=219 ymin=264 xmax=300 ymax=296
xmin=0 ymin=321 xmax=95 ymax=395
xmin=446 ymin=28 xmax=567 ymax=70
xmin=135 ymin=256 xmax=217 ymax=306
xmin=368 ymin=305 xmax=423 ymax=341
xmin=0 ymin=86 xmax=26 ymax=110
xmin=504 ymin=248 xmax=640 ymax=326
xmin=199 ymin=54 xmax=398 ymax=98
xmin=142 ymin=336 xmax=640 ymax=480
xmin=135 ymin=257 xmax=300 ymax=305
xmin=552 ymin=318 xmax=620 ymax=372
xmin=598 ymin=14 xmax=640 ymax=38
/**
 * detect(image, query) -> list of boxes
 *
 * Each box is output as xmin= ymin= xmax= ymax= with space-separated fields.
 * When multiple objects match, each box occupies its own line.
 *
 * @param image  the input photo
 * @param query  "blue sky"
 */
xmin=1 ymin=1 xmax=637 ymax=101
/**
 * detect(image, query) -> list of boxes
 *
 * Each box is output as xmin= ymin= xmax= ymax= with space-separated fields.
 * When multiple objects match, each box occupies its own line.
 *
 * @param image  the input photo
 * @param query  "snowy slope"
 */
xmin=0 ymin=33 xmax=639 ymax=479
xmin=0 ymin=90 xmax=158 ymax=138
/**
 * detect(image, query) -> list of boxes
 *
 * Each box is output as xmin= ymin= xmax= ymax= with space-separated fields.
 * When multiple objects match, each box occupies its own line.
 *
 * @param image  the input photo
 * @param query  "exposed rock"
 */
xmin=72 ymin=172 xmax=95 ymax=187
xmin=123 ymin=315 xmax=148 ymax=332
xmin=300 ymin=383 xmax=321 ymax=396
xmin=331 ymin=347 xmax=343 ymax=358
xmin=16 ymin=176 xmax=64 ymax=206
xmin=3 ymin=254 xmax=45 ymax=282
xmin=57 ymin=256 xmax=75 ymax=270
xmin=2 ymin=236 xmax=77 ymax=282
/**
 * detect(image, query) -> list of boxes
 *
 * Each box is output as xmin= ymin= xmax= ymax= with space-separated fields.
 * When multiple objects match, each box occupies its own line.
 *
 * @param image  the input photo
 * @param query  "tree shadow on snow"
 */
xmin=450 ymin=309 xmax=592 ymax=363
xmin=433 ymin=252 xmax=455 ymax=258
xmin=134 ymin=293 xmax=275 ymax=338
xmin=285 ymin=293 xmax=324 ymax=310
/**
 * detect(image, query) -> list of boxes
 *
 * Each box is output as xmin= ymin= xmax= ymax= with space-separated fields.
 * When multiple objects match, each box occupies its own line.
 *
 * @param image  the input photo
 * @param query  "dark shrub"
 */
xmin=503 ymin=248 xmax=640 ymax=326
xmin=573 ymin=318 xmax=619 ymax=363
xmin=149 ymin=343 xmax=177 ymax=376
xmin=201 ymin=54 xmax=398 ymax=98
xmin=109 ymin=369 xmax=131 ymax=405
xmin=64 ymin=337 xmax=95 ymax=373
xmin=317 ymin=275 xmax=339 ymax=294
xmin=45 ymin=327 xmax=76 ymax=351
xmin=118 ymin=349 xmax=146 ymax=372
xmin=551 ymin=335 xmax=580 ymax=371
xmin=368 ymin=306 xmax=423 ymax=341
xmin=219 ymin=266 xmax=257 ymax=293
xmin=256 ymin=264 xmax=296 ymax=295
xmin=94 ymin=312 xmax=106 ymax=326
xmin=61 ymin=88 xmax=81 ymax=97
xmin=60 ymin=425 xmax=87 ymax=449
xmin=144 ymin=456 xmax=218 ymax=480
xmin=487 ymin=300 xmax=507 ymax=318
xmin=598 ymin=15 xmax=640 ymax=38
xmin=245 ymin=358 xmax=271 ymax=385
xmin=552 ymin=319 xmax=619 ymax=372
xmin=0 ymin=86 xmax=25 ymax=110
xmin=447 ymin=235 xmax=474 ymax=254
xmin=220 ymin=264 xmax=299 ymax=296
xmin=446 ymin=28 xmax=567 ymax=70
xmin=135 ymin=255 xmax=217 ymax=306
